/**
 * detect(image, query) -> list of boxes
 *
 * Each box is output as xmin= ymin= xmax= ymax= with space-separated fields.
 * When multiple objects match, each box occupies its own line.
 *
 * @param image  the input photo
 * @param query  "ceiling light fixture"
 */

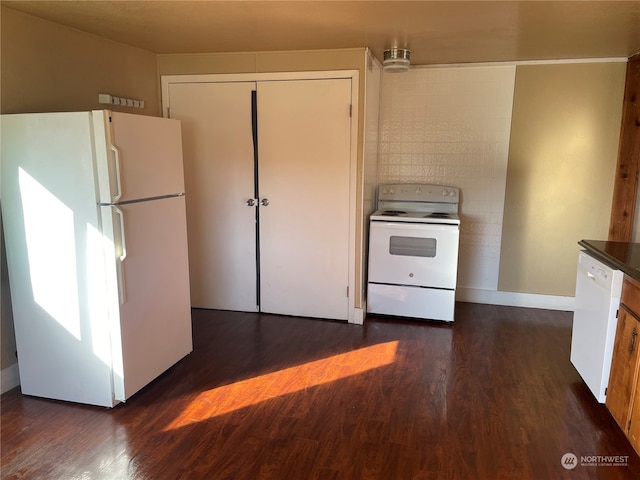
xmin=383 ymin=48 xmax=411 ymax=73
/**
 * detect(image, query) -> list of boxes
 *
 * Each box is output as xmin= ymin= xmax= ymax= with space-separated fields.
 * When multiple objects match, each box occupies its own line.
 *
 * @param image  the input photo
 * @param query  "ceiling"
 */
xmin=3 ymin=1 xmax=640 ymax=65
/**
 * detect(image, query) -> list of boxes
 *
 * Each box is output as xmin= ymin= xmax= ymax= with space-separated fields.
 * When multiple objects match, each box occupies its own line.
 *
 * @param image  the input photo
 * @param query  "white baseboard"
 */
xmin=456 ymin=287 xmax=575 ymax=312
xmin=1 ymin=363 xmax=20 ymax=394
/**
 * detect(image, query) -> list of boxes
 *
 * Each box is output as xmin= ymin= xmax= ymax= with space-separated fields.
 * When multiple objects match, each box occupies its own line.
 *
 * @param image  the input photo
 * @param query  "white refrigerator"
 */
xmin=1 ymin=110 xmax=193 ymax=407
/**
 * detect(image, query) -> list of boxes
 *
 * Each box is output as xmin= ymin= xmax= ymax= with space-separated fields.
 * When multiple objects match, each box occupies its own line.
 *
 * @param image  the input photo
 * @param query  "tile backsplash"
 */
xmin=378 ymin=66 xmax=516 ymax=291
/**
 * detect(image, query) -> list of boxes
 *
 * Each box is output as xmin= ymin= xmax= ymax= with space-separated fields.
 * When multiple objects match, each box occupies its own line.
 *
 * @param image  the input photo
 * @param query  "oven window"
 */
xmin=389 ymin=236 xmax=437 ymax=257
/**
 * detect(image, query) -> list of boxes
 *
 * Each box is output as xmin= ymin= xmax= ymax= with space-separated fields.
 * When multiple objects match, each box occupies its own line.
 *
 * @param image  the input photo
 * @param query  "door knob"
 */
xmin=261 ymin=198 xmax=270 ymax=207
xmin=246 ymin=198 xmax=257 ymax=207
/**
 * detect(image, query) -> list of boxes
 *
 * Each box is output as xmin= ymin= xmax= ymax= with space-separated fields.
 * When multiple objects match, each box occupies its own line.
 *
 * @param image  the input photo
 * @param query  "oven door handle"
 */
xmin=370 ymin=221 xmax=459 ymax=231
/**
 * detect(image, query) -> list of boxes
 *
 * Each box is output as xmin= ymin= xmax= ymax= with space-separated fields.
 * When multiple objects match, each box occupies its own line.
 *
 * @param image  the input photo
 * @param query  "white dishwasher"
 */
xmin=571 ymin=251 xmax=623 ymax=403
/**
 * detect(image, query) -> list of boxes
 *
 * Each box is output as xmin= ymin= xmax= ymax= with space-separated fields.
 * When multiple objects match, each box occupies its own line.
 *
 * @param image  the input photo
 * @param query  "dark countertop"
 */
xmin=579 ymin=239 xmax=640 ymax=282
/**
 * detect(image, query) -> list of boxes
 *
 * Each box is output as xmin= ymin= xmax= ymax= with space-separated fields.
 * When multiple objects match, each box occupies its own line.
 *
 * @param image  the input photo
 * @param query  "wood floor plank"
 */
xmin=2 ymin=303 xmax=640 ymax=479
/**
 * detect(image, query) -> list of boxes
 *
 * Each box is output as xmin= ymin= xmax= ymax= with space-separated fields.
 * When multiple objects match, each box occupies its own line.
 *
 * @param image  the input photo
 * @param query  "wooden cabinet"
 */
xmin=607 ymin=305 xmax=640 ymax=430
xmin=629 ymin=378 xmax=640 ymax=449
xmin=606 ymin=276 xmax=640 ymax=453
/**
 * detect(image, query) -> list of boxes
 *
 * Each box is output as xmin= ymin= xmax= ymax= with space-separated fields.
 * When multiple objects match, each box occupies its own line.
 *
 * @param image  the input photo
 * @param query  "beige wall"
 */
xmin=0 ymin=7 xmax=160 ymax=372
xmin=1 ymin=7 xmax=160 ymax=116
xmin=159 ymin=49 xmax=370 ymax=308
xmin=158 ymin=49 xmax=368 ymax=77
xmin=499 ymin=62 xmax=626 ymax=296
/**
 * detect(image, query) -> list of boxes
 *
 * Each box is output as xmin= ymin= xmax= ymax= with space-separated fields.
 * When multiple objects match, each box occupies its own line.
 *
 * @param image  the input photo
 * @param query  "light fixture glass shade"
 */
xmin=383 ymin=48 xmax=411 ymax=73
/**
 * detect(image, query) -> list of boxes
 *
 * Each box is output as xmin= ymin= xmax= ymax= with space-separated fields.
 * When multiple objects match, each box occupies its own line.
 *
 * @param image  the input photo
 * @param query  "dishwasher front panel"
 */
xmin=571 ymin=251 xmax=623 ymax=403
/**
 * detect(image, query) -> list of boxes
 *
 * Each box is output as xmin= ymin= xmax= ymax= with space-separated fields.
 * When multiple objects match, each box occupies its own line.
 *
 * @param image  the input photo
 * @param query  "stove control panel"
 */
xmin=379 ymin=184 xmax=459 ymax=203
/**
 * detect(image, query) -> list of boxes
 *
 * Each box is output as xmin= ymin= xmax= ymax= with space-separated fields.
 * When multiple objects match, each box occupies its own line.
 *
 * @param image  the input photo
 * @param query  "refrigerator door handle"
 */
xmin=111 ymin=144 xmax=123 ymax=202
xmin=113 ymin=206 xmax=128 ymax=304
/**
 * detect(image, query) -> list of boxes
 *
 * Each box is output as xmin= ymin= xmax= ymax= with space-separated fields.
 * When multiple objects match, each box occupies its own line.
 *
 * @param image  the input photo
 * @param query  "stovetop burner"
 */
xmin=371 ymin=208 xmax=460 ymax=225
xmin=380 ymin=210 xmax=452 ymax=218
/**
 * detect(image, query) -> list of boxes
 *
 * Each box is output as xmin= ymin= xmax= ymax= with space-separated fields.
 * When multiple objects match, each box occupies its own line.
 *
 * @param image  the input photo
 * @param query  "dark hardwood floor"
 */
xmin=2 ymin=302 xmax=640 ymax=479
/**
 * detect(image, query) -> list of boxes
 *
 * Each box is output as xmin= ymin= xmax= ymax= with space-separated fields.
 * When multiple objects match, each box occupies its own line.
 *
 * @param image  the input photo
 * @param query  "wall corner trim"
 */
xmin=350 ymin=307 xmax=365 ymax=325
xmin=608 ymin=53 xmax=640 ymax=241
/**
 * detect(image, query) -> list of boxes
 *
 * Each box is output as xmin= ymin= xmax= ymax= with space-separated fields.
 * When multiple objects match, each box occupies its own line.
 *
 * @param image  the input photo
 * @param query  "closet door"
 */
xmin=257 ymin=79 xmax=352 ymax=320
xmin=168 ymin=82 xmax=258 ymax=312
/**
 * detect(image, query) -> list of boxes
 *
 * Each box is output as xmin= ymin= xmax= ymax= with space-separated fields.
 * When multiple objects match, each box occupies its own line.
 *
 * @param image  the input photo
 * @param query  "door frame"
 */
xmin=161 ymin=70 xmax=360 ymax=323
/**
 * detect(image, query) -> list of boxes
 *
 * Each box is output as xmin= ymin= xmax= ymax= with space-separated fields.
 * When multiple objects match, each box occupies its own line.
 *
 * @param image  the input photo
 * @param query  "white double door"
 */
xmin=168 ymin=78 xmax=352 ymax=320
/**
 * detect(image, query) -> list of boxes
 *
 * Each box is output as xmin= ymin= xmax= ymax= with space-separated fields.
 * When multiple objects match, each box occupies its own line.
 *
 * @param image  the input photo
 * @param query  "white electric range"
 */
xmin=367 ymin=183 xmax=461 ymax=322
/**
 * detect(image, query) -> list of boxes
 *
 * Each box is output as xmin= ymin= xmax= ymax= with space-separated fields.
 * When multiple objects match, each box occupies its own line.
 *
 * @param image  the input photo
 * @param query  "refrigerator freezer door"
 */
xmin=93 ymin=111 xmax=186 ymax=204
xmin=100 ymin=195 xmax=192 ymax=401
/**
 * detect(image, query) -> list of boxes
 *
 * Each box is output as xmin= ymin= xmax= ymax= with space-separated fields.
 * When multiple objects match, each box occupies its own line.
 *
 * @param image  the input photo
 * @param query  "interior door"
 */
xmin=168 ymin=82 xmax=258 ymax=311
xmin=257 ymin=79 xmax=352 ymax=320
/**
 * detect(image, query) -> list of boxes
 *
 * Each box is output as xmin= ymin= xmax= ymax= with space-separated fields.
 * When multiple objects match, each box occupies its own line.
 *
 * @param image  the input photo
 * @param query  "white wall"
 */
xmin=378 ymin=66 xmax=516 ymax=293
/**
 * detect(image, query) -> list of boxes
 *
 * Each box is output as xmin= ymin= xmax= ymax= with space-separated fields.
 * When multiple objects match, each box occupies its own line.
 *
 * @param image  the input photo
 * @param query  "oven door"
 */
xmin=368 ymin=221 xmax=460 ymax=289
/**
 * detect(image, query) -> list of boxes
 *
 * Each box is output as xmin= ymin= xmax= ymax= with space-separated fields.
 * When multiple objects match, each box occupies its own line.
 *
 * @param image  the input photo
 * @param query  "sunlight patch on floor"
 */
xmin=164 ymin=341 xmax=399 ymax=430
